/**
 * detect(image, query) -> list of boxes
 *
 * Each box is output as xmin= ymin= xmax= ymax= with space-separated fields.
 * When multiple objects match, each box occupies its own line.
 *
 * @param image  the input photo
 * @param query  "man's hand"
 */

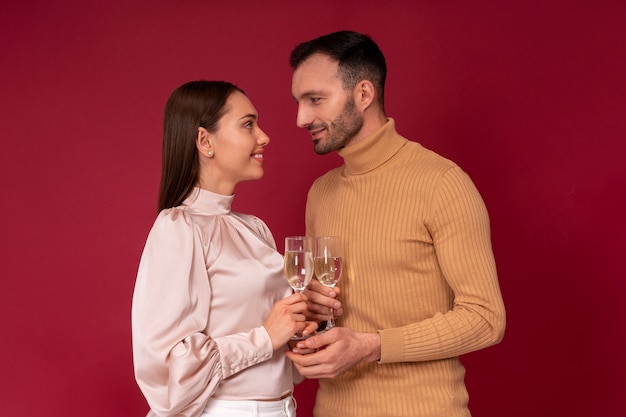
xmin=303 ymin=279 xmax=343 ymax=322
xmin=285 ymin=327 xmax=381 ymax=378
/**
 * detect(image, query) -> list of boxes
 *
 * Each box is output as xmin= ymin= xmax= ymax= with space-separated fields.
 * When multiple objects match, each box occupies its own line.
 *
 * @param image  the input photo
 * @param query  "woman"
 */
xmin=132 ymin=80 xmax=314 ymax=417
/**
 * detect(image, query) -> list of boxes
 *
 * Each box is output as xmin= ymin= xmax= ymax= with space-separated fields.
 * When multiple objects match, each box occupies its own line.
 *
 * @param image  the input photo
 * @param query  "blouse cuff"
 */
xmin=215 ymin=326 xmax=273 ymax=378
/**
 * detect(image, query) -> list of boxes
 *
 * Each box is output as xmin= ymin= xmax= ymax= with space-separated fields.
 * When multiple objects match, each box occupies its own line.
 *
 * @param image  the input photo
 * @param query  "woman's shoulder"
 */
xmin=232 ymin=211 xmax=269 ymax=232
xmin=156 ymin=206 xmax=194 ymax=224
xmin=148 ymin=207 xmax=196 ymax=239
xmin=231 ymin=211 xmax=276 ymax=247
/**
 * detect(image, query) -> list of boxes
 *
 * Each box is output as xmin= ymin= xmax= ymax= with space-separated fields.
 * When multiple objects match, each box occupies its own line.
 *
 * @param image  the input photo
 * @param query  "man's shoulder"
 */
xmin=400 ymin=139 xmax=459 ymax=173
xmin=310 ymin=165 xmax=343 ymax=188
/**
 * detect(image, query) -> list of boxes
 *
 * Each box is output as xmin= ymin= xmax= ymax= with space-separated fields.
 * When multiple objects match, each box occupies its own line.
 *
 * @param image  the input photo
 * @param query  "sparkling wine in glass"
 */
xmin=284 ymin=236 xmax=314 ymax=339
xmin=314 ymin=236 xmax=343 ymax=331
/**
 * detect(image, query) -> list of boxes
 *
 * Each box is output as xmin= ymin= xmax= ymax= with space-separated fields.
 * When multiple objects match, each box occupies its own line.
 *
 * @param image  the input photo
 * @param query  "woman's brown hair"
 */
xmin=157 ymin=80 xmax=244 ymax=211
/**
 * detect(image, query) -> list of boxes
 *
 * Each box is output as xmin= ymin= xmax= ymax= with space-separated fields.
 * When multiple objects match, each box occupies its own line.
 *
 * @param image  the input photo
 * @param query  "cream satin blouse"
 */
xmin=132 ymin=187 xmax=295 ymax=417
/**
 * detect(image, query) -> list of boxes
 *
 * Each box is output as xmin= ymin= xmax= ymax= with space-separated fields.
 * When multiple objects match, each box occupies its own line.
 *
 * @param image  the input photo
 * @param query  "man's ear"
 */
xmin=196 ymin=127 xmax=214 ymax=157
xmin=354 ymin=80 xmax=376 ymax=111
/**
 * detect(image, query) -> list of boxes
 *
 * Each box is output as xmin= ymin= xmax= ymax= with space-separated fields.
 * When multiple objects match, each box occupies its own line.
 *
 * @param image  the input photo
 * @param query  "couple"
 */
xmin=131 ymin=31 xmax=506 ymax=417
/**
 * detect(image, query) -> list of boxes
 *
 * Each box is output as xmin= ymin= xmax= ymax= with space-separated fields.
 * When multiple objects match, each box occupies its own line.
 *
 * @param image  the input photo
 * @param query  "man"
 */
xmin=285 ymin=31 xmax=506 ymax=417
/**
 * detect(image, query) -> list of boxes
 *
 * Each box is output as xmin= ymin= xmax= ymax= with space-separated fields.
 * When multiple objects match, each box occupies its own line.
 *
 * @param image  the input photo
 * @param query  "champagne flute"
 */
xmin=283 ymin=236 xmax=314 ymax=340
xmin=314 ymin=236 xmax=343 ymax=331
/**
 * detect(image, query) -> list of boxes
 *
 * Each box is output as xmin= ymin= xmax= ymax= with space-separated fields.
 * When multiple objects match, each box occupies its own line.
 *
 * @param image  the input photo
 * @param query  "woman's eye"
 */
xmin=244 ymin=121 xmax=253 ymax=129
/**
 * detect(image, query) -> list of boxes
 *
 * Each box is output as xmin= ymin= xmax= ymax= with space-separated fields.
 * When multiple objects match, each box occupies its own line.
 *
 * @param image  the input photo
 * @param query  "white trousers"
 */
xmin=201 ymin=396 xmax=296 ymax=417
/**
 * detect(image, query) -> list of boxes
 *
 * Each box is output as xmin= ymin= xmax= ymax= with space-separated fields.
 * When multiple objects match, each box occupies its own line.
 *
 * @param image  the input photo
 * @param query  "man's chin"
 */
xmin=314 ymin=145 xmax=333 ymax=155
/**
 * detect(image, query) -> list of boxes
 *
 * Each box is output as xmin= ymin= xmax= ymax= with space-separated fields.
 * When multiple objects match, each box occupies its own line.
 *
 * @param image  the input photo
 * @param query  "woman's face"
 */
xmin=204 ymin=91 xmax=270 ymax=194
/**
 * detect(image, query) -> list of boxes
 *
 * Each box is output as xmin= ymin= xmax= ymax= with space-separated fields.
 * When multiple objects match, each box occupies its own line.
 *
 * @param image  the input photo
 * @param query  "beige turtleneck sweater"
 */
xmin=305 ymin=119 xmax=505 ymax=417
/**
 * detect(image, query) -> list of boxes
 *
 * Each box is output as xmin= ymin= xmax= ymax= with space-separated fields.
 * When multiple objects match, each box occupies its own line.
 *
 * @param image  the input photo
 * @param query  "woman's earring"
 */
xmin=207 ymin=151 xmax=213 ymax=156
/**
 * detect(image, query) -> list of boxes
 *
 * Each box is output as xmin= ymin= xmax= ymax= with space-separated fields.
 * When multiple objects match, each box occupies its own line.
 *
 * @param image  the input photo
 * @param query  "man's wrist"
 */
xmin=363 ymin=332 xmax=381 ymax=363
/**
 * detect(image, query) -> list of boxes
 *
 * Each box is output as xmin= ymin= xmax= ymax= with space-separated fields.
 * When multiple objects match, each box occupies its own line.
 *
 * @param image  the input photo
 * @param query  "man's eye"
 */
xmin=310 ymin=97 xmax=321 ymax=104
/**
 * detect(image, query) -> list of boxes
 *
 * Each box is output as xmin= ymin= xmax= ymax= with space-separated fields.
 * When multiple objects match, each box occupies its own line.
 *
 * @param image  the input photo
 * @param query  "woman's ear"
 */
xmin=354 ymin=80 xmax=376 ymax=111
xmin=196 ymin=127 xmax=214 ymax=157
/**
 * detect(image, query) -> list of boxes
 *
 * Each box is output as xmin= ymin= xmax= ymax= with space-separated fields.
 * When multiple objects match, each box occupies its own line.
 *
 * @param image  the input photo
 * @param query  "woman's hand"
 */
xmin=263 ymin=292 xmax=309 ymax=350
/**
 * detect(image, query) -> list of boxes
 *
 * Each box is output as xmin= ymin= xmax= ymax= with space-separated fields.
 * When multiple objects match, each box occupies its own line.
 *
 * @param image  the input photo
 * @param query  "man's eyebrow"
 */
xmin=293 ymin=90 xmax=324 ymax=100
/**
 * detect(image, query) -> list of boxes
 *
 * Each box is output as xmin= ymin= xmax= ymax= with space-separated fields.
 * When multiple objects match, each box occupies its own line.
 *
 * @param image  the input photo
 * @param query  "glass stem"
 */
xmin=327 ymin=306 xmax=334 ymax=329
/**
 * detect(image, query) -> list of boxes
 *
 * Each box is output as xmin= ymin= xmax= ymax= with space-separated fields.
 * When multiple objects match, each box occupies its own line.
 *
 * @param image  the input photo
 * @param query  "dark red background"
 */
xmin=2 ymin=1 xmax=624 ymax=416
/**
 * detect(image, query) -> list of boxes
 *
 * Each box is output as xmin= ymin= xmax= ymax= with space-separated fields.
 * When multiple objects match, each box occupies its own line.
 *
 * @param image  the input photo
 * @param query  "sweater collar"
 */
xmin=337 ymin=118 xmax=406 ymax=175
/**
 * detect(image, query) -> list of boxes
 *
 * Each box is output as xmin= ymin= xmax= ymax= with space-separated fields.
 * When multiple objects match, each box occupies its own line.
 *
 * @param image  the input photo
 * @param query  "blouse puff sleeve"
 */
xmin=131 ymin=208 xmax=274 ymax=417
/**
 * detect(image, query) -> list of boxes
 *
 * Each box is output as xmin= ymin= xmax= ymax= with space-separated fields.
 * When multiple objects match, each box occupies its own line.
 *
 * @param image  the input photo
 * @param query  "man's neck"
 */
xmin=346 ymin=110 xmax=387 ymax=148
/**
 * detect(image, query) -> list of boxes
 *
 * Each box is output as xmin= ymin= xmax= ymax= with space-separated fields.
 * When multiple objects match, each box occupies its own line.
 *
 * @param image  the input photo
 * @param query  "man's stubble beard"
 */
xmin=314 ymin=97 xmax=364 ymax=155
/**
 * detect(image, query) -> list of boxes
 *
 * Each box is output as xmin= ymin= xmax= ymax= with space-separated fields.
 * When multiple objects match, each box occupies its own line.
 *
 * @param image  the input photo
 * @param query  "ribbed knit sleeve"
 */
xmin=378 ymin=165 xmax=505 ymax=363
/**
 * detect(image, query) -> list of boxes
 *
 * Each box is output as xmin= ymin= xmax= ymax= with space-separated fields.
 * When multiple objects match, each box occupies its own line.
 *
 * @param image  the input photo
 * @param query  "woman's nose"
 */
xmin=257 ymin=128 xmax=270 ymax=145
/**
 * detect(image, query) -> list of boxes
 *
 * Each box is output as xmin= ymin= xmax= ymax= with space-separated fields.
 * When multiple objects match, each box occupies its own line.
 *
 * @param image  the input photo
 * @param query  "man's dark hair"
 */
xmin=290 ymin=30 xmax=387 ymax=110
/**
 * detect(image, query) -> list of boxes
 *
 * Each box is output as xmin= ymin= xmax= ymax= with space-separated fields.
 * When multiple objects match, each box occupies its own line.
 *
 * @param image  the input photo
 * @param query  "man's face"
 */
xmin=291 ymin=53 xmax=363 ymax=154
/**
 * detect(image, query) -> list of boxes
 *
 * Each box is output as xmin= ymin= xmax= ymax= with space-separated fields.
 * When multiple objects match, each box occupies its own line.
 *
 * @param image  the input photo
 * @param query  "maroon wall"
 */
xmin=2 ymin=1 xmax=624 ymax=416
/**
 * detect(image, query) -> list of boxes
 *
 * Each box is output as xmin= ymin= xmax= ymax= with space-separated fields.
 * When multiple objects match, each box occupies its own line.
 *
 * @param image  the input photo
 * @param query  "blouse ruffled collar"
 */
xmin=182 ymin=187 xmax=233 ymax=215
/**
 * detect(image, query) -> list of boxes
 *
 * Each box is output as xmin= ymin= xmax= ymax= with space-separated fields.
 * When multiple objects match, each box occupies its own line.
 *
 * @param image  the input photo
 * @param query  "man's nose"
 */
xmin=296 ymin=106 xmax=311 ymax=129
